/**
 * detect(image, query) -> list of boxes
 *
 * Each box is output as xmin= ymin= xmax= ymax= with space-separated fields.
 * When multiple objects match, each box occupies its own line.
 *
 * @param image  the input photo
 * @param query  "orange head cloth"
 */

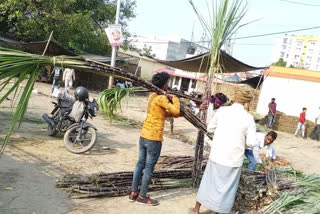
xmin=233 ymin=88 xmax=253 ymax=111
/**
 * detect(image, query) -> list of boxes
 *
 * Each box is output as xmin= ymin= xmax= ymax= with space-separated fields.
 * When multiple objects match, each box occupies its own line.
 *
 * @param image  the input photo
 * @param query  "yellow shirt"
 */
xmin=140 ymin=92 xmax=180 ymax=141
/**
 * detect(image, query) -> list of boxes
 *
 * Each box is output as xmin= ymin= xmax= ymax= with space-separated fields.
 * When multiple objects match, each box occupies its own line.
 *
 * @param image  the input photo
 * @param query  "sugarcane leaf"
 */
xmin=0 ymin=70 xmax=29 ymax=104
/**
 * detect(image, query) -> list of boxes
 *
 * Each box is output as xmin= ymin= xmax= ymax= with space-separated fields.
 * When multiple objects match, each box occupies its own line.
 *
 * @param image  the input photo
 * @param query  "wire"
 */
xmin=234 ymin=43 xmax=273 ymax=46
xmin=232 ymin=26 xmax=320 ymax=40
xmin=280 ymin=0 xmax=320 ymax=6
xmin=130 ymin=25 xmax=320 ymax=45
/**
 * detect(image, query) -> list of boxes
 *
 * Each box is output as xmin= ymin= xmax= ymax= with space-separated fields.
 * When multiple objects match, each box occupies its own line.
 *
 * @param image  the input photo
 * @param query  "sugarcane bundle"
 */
xmin=56 ymin=169 xmax=192 ymax=198
xmin=234 ymin=170 xmax=296 ymax=213
xmin=155 ymin=155 xmax=195 ymax=170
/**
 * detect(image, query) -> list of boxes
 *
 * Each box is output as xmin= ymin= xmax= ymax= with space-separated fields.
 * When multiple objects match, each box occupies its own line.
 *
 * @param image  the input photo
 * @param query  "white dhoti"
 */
xmin=197 ymin=160 xmax=241 ymax=213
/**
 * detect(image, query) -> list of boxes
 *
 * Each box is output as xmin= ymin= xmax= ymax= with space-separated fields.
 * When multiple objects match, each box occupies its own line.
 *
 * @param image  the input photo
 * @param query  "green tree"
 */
xmin=0 ymin=0 xmax=136 ymax=55
xmin=272 ymin=58 xmax=287 ymax=67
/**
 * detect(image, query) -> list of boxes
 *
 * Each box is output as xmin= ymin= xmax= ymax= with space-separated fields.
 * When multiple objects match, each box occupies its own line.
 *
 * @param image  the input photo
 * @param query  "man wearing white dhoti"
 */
xmin=190 ymin=88 xmax=257 ymax=214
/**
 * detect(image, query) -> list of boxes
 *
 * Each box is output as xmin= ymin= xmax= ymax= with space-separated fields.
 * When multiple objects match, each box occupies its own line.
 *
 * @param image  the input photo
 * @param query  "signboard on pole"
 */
xmin=105 ymin=24 xmax=124 ymax=47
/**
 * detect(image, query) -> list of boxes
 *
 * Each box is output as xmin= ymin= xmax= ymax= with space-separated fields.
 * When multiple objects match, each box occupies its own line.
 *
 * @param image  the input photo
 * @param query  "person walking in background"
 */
xmin=190 ymin=88 xmax=257 ymax=214
xmin=129 ymin=72 xmax=180 ymax=206
xmin=245 ymin=131 xmax=277 ymax=173
xmin=63 ymin=68 xmax=75 ymax=92
xmin=294 ymin=107 xmax=307 ymax=138
xmin=266 ymin=98 xmax=277 ymax=128
xmin=51 ymin=66 xmax=62 ymax=93
xmin=309 ymin=107 xmax=320 ymax=141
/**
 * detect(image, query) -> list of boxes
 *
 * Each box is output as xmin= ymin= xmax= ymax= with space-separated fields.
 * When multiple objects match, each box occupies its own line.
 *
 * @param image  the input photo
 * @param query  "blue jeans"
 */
xmin=132 ymin=137 xmax=162 ymax=196
xmin=245 ymin=149 xmax=256 ymax=171
xmin=294 ymin=122 xmax=305 ymax=138
xmin=51 ymin=78 xmax=61 ymax=93
xmin=267 ymin=112 xmax=276 ymax=128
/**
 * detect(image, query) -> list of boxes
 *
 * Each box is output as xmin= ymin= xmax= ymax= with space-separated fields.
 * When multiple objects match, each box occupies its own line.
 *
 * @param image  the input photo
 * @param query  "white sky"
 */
xmin=128 ymin=0 xmax=320 ymax=67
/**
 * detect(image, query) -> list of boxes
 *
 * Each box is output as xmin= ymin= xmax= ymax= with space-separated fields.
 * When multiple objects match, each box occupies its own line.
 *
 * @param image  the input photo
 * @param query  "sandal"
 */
xmin=129 ymin=192 xmax=138 ymax=202
xmin=135 ymin=196 xmax=159 ymax=206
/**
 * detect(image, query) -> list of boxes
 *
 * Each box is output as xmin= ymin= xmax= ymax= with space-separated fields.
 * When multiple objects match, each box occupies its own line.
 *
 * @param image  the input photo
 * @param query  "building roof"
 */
xmin=265 ymin=66 xmax=320 ymax=82
xmin=150 ymin=50 xmax=265 ymax=73
xmin=155 ymin=68 xmax=206 ymax=80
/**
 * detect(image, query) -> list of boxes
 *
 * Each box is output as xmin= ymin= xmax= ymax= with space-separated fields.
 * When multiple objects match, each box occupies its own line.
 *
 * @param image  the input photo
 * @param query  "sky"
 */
xmin=128 ymin=0 xmax=320 ymax=67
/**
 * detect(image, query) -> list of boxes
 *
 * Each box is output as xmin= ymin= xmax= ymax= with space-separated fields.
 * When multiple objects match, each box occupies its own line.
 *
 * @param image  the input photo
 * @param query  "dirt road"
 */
xmin=0 ymin=82 xmax=319 ymax=214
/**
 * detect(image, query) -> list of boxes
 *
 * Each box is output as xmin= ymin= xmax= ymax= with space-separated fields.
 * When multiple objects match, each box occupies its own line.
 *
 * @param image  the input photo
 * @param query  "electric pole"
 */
xmin=108 ymin=0 xmax=121 ymax=89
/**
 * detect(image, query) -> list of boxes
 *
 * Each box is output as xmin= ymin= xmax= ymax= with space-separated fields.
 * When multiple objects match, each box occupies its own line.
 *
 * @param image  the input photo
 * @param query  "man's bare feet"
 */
xmin=189 ymin=208 xmax=199 ymax=214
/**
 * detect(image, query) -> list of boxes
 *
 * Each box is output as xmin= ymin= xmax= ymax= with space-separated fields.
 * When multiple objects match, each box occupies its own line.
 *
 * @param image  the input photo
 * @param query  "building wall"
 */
xmin=138 ymin=60 xmax=167 ymax=81
xmin=257 ymin=76 xmax=320 ymax=121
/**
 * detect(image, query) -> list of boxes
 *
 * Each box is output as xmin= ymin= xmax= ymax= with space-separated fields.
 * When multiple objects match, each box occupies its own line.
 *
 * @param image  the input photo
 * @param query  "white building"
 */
xmin=130 ymin=35 xmax=209 ymax=93
xmin=130 ymin=35 xmax=209 ymax=61
xmin=272 ymin=35 xmax=320 ymax=71
xmin=257 ymin=66 xmax=320 ymax=121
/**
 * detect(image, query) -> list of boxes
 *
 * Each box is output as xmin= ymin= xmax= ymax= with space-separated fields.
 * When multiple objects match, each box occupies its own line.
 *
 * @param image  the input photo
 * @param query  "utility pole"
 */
xmin=108 ymin=0 xmax=121 ymax=89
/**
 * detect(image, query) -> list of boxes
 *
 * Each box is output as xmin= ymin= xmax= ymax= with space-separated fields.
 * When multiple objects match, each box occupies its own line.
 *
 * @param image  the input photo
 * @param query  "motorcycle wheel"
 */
xmin=47 ymin=124 xmax=58 ymax=136
xmin=63 ymin=126 xmax=97 ymax=154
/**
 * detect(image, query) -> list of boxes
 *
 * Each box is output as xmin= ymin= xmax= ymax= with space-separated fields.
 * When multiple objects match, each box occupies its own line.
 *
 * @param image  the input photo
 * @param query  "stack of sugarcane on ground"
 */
xmin=56 ymin=169 xmax=192 ymax=198
xmin=259 ymin=111 xmax=315 ymax=136
xmin=56 ymin=156 xmax=296 ymax=211
xmin=234 ymin=170 xmax=296 ymax=213
xmin=56 ymin=156 xmax=320 ymax=213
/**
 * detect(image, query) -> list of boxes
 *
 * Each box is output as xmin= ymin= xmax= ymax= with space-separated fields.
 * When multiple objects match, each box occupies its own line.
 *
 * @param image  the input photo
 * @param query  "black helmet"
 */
xmin=74 ymin=86 xmax=89 ymax=101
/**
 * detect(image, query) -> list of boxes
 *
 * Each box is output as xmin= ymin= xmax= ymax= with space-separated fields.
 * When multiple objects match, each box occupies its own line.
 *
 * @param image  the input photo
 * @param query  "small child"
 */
xmin=294 ymin=107 xmax=307 ymax=138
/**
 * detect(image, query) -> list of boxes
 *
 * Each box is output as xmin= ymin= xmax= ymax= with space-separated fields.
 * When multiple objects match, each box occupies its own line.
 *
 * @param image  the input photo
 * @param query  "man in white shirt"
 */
xmin=190 ymin=88 xmax=256 ymax=214
xmin=309 ymin=107 xmax=320 ymax=141
xmin=245 ymin=131 xmax=277 ymax=172
xmin=63 ymin=68 xmax=75 ymax=92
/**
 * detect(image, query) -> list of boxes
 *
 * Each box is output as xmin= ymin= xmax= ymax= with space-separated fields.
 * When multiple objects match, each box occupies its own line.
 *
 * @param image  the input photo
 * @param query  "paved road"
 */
xmin=0 ymin=155 xmax=74 ymax=214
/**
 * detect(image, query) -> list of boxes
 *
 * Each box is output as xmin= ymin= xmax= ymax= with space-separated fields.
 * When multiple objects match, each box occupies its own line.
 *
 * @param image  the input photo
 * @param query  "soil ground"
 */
xmin=0 ymin=82 xmax=320 ymax=214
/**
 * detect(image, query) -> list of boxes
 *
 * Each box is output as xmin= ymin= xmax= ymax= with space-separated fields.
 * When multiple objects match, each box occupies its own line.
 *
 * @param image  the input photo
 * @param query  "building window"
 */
xmin=318 ymin=58 xmax=320 ymax=63
xmin=283 ymin=38 xmax=288 ymax=43
xmin=174 ymin=77 xmax=180 ymax=85
xmin=191 ymin=79 xmax=197 ymax=88
xmin=294 ymin=55 xmax=300 ymax=59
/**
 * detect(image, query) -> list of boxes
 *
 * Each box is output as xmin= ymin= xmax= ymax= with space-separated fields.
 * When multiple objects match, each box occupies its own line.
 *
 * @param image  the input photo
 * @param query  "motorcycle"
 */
xmin=42 ymin=91 xmax=99 ymax=153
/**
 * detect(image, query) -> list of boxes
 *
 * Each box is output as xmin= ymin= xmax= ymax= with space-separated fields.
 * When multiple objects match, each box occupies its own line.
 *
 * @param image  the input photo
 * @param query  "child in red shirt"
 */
xmin=294 ymin=107 xmax=307 ymax=138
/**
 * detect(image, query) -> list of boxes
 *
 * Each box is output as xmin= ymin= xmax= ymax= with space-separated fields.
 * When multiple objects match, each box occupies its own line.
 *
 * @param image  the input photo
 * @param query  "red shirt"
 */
xmin=268 ymin=102 xmax=277 ymax=113
xmin=298 ymin=112 xmax=306 ymax=123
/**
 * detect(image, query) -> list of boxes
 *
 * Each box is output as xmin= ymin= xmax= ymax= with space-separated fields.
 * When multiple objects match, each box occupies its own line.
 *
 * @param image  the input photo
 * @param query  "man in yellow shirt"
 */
xmin=129 ymin=72 xmax=180 ymax=206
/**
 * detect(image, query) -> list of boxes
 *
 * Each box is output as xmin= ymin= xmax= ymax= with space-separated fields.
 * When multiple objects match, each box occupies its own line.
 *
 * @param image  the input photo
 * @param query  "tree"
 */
xmin=272 ymin=58 xmax=287 ymax=67
xmin=0 ymin=0 xmax=136 ymax=55
xmin=126 ymin=44 xmax=156 ymax=58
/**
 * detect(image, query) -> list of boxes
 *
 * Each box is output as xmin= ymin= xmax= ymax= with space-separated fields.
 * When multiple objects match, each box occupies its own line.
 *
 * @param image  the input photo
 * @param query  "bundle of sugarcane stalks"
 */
xmin=155 ymin=155 xmax=197 ymax=170
xmin=56 ymin=169 xmax=192 ymax=198
xmin=234 ymin=170 xmax=296 ymax=213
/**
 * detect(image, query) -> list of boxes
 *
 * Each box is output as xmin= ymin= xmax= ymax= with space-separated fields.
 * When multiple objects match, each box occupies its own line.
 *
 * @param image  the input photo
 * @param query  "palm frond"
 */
xmin=97 ymin=87 xmax=141 ymax=122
